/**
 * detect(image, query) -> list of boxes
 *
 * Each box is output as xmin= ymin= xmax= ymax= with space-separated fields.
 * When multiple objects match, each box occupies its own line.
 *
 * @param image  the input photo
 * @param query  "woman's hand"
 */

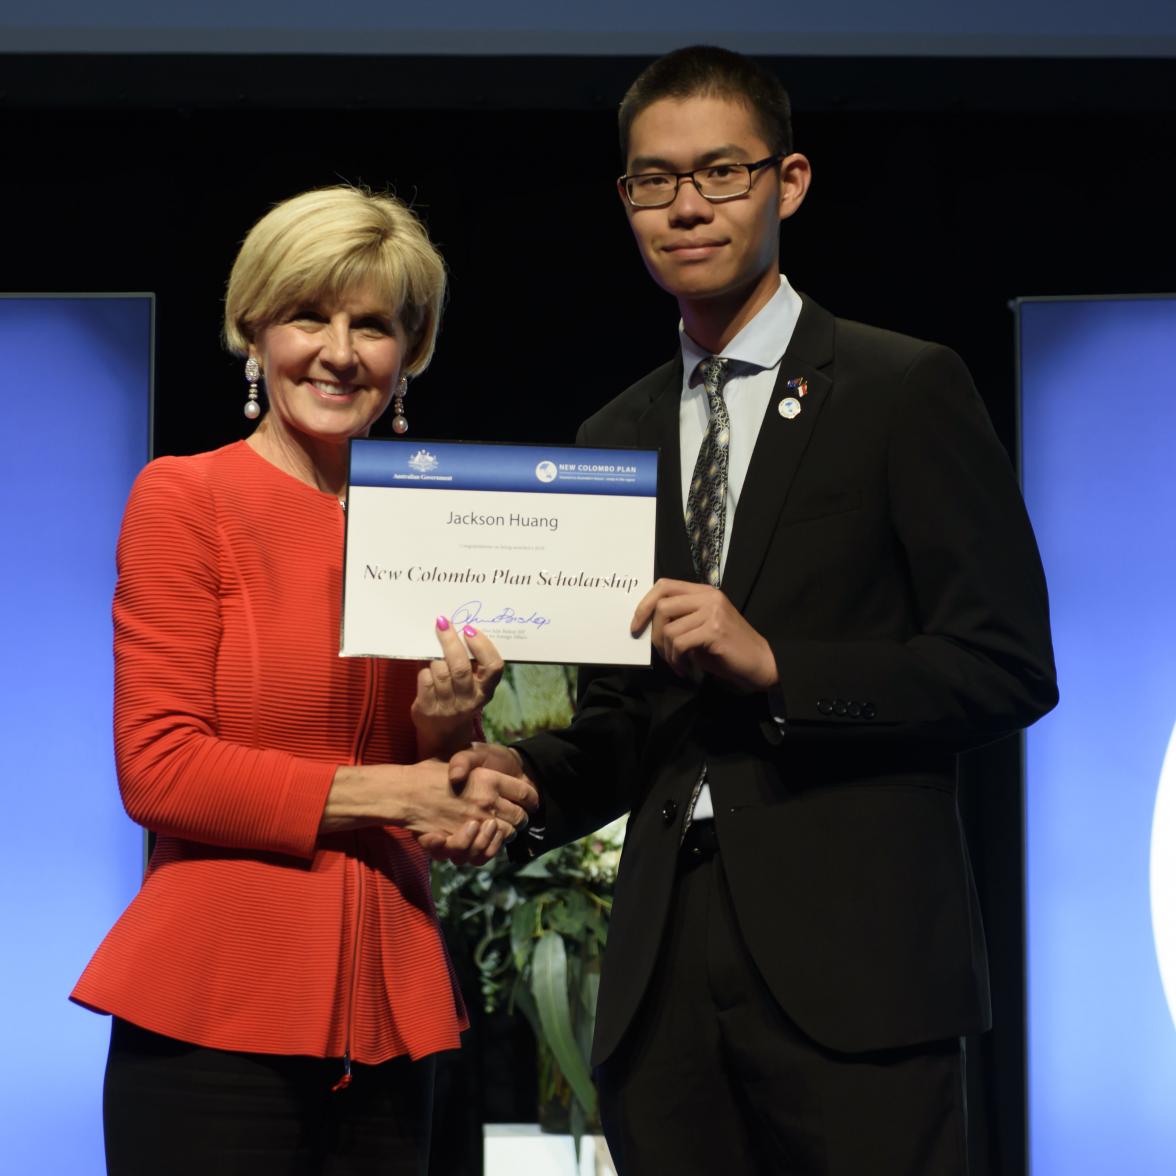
xmin=321 ymin=757 xmax=538 ymax=866
xmin=397 ymin=756 xmax=535 ymax=847
xmin=418 ymin=743 xmax=538 ymax=865
xmin=411 ymin=617 xmax=504 ymax=759
xmin=408 ymin=755 xmax=538 ymax=866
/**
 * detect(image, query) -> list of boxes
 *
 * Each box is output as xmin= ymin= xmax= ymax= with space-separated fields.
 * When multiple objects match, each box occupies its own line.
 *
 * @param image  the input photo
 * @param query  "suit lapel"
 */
xmin=636 ymin=356 xmax=695 ymax=582
xmin=721 ymin=297 xmax=836 ymax=612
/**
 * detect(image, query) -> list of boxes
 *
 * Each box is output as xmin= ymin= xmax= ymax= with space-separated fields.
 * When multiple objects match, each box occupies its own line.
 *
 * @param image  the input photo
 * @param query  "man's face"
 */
xmin=621 ymin=95 xmax=798 ymax=312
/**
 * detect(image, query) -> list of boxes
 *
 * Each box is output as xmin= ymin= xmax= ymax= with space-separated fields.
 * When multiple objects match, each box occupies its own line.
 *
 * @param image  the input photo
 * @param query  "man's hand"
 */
xmin=449 ymin=742 xmax=529 ymax=787
xmin=631 ymin=578 xmax=779 ymax=692
xmin=418 ymin=743 xmax=538 ymax=865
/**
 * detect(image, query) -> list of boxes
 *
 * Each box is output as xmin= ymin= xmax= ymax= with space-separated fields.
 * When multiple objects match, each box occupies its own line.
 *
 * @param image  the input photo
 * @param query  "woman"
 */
xmin=71 ymin=186 xmax=536 ymax=1175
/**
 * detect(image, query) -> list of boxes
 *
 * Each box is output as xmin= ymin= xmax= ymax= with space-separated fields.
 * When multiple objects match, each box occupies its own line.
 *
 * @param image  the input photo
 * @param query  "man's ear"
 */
xmin=777 ymin=153 xmax=812 ymax=223
xmin=616 ymin=177 xmax=634 ymax=215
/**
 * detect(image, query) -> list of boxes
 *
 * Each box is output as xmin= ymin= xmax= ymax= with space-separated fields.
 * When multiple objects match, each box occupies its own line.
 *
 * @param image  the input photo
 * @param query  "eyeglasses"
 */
xmin=618 ymin=155 xmax=784 ymax=209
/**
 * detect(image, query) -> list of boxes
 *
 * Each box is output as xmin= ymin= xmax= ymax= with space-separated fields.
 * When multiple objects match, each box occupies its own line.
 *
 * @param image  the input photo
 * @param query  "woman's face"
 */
xmin=250 ymin=284 xmax=407 ymax=449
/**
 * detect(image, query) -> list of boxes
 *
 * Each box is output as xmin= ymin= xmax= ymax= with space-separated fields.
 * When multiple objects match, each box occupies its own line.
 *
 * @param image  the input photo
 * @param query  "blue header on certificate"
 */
xmin=349 ymin=439 xmax=657 ymax=496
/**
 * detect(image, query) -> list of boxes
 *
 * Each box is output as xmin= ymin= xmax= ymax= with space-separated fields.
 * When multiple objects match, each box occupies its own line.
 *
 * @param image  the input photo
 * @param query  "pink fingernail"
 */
xmin=463 ymin=625 xmax=478 ymax=638
xmin=436 ymin=615 xmax=450 ymax=631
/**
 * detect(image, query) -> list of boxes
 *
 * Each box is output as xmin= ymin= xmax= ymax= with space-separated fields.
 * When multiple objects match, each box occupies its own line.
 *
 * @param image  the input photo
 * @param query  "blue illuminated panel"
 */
xmin=1021 ymin=295 xmax=1176 ymax=1174
xmin=0 ymin=296 xmax=152 ymax=1175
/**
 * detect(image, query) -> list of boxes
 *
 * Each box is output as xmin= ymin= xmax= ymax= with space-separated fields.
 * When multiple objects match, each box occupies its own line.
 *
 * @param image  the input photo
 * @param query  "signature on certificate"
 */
xmin=451 ymin=600 xmax=552 ymax=630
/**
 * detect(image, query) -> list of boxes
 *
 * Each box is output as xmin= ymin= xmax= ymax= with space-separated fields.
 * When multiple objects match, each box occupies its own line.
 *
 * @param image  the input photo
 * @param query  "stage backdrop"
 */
xmin=2 ymin=0 xmax=1174 ymax=55
xmin=1020 ymin=295 xmax=1176 ymax=1174
xmin=0 ymin=295 xmax=152 ymax=1174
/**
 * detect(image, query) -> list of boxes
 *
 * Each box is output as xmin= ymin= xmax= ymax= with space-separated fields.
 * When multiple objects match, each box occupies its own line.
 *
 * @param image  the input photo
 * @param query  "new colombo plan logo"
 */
xmin=535 ymin=460 xmax=558 ymax=483
xmin=1152 ymin=719 xmax=1176 ymax=1032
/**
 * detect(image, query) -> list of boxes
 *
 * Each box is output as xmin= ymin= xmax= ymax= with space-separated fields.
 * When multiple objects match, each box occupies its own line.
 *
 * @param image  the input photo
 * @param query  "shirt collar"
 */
xmin=679 ymin=274 xmax=803 ymax=385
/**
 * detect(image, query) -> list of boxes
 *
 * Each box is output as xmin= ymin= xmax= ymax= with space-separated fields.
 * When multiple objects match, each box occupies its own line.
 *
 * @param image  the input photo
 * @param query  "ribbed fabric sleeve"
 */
xmin=72 ymin=441 xmax=467 ymax=1064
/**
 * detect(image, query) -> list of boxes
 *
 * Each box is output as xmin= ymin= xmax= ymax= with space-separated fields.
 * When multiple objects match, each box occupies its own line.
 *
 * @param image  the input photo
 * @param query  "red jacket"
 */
xmin=72 ymin=441 xmax=465 ymax=1063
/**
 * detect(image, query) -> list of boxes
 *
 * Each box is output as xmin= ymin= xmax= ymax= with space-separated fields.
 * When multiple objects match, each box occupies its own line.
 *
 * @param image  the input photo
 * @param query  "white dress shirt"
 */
xmin=678 ymin=274 xmax=802 ymax=820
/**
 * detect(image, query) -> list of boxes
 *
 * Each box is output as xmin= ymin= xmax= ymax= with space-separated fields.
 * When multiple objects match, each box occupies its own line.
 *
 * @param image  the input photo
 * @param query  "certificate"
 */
xmin=340 ymin=439 xmax=657 ymax=665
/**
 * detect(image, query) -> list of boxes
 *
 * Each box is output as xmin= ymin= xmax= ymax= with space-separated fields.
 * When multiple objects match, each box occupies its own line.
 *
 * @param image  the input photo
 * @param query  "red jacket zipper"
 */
xmin=333 ymin=654 xmax=378 ymax=1091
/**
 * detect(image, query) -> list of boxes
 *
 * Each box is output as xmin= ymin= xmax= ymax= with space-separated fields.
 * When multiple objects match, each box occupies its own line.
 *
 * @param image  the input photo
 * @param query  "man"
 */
xmin=445 ymin=45 xmax=1057 ymax=1174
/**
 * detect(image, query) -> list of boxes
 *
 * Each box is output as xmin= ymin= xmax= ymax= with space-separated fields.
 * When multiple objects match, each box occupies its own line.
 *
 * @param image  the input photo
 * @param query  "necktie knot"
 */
xmin=698 ymin=356 xmax=730 ymax=402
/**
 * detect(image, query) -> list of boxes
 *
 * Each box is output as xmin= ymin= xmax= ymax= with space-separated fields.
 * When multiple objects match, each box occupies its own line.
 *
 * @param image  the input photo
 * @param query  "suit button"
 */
xmin=662 ymin=799 xmax=678 ymax=825
xmin=863 ymin=703 xmax=876 ymax=719
xmin=847 ymin=701 xmax=862 ymax=718
xmin=833 ymin=699 xmax=848 ymax=716
xmin=817 ymin=698 xmax=833 ymax=715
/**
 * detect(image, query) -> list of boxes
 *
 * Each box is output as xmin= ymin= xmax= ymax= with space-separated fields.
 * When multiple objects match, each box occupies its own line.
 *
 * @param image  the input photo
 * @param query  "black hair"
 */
xmin=619 ymin=45 xmax=793 ymax=162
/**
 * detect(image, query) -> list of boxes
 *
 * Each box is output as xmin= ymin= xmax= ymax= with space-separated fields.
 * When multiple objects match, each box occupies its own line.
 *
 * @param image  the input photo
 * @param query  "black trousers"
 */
xmin=103 ymin=1019 xmax=435 ymax=1176
xmin=597 ymin=831 xmax=969 ymax=1176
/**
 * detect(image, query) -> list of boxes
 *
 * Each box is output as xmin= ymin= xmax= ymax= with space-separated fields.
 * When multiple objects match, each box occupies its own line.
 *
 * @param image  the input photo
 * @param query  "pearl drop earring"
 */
xmin=391 ymin=377 xmax=408 ymax=434
xmin=244 ymin=357 xmax=262 ymax=420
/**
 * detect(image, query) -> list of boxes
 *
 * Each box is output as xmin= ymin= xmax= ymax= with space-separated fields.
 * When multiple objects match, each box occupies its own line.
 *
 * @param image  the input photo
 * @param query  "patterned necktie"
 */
xmin=685 ymin=356 xmax=732 ymax=587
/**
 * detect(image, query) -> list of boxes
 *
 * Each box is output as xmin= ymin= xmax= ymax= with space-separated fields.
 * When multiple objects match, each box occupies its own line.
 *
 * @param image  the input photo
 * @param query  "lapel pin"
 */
xmin=778 ymin=397 xmax=802 ymax=420
xmin=786 ymin=376 xmax=809 ymax=398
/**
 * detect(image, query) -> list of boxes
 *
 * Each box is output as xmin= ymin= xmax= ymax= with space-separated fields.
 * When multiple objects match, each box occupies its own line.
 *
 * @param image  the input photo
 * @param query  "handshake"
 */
xmin=415 ymin=742 xmax=539 ymax=867
xmin=320 ymin=742 xmax=536 ymax=866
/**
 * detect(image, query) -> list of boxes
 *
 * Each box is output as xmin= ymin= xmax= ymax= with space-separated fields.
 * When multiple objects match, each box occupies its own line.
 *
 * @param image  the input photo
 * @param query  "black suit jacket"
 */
xmin=515 ymin=296 xmax=1057 ymax=1066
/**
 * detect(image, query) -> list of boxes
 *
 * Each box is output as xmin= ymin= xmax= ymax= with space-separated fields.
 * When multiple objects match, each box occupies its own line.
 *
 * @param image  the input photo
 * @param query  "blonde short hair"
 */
xmin=223 ymin=185 xmax=447 ymax=376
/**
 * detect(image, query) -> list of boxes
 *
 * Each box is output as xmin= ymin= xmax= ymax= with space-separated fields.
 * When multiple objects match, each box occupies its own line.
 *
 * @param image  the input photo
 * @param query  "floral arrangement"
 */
xmin=432 ymin=664 xmax=626 ymax=1140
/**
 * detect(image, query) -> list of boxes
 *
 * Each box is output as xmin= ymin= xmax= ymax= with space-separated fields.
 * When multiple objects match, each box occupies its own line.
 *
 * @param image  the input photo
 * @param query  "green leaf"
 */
xmin=512 ymin=979 xmax=541 ymax=1041
xmin=575 ymin=966 xmax=600 ymax=1155
xmin=510 ymin=898 xmax=537 ymax=970
xmin=472 ymin=928 xmax=511 ymax=978
xmin=510 ymin=664 xmax=578 ymax=737
xmin=576 ymin=969 xmax=599 ymax=1124
xmin=547 ymin=892 xmax=592 ymax=937
xmin=570 ymin=1096 xmax=587 ymax=1162
xmin=530 ymin=932 xmax=598 ymax=1118
xmin=580 ymin=967 xmax=600 ymax=1020
xmin=481 ymin=673 xmax=522 ymax=743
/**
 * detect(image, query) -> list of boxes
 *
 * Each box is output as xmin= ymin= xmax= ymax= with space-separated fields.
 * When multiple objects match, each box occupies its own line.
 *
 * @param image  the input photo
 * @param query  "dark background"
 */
xmin=4 ymin=51 xmax=1174 ymax=1174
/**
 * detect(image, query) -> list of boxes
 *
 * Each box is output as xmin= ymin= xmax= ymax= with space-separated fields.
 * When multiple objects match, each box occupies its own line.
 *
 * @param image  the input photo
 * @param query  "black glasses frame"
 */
xmin=617 ymin=155 xmax=785 ymax=208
